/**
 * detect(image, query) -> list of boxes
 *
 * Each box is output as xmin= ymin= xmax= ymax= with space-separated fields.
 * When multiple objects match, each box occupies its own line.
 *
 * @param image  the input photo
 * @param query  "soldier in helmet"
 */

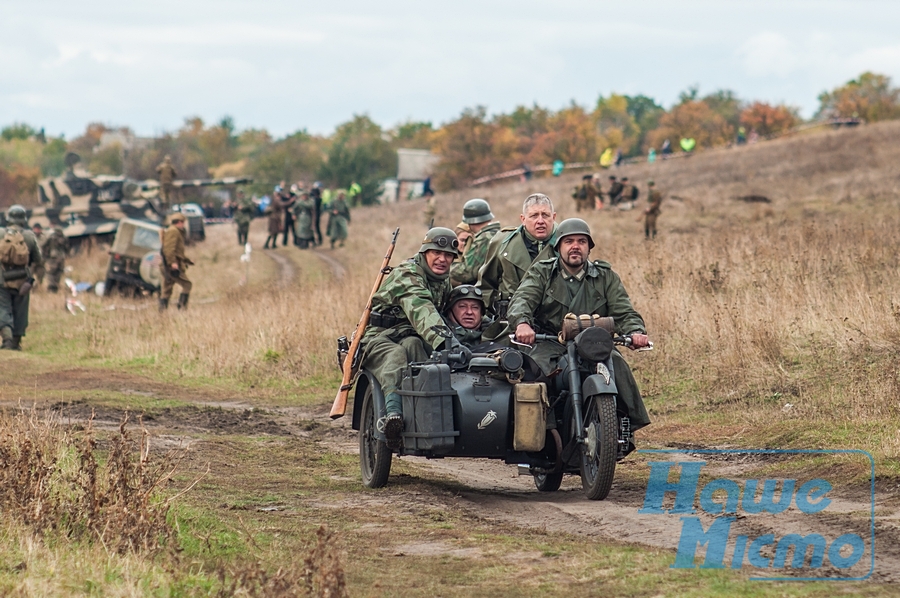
xmin=159 ymin=213 xmax=194 ymax=311
xmin=155 ymin=155 xmax=177 ymax=213
xmin=361 ymin=227 xmax=460 ymax=443
xmin=233 ymin=189 xmax=256 ymax=246
xmin=444 ymin=284 xmax=490 ymax=349
xmin=326 ymin=191 xmax=351 ymax=249
xmin=292 ymin=191 xmax=316 ymax=249
xmin=644 ymin=180 xmax=663 ymax=239
xmin=0 ymin=205 xmax=43 ymax=350
xmin=41 ymin=226 xmax=69 ymax=293
xmin=506 ymin=217 xmax=652 ymax=437
xmin=449 ymin=198 xmax=501 ymax=286
xmin=477 ymin=193 xmax=558 ymax=319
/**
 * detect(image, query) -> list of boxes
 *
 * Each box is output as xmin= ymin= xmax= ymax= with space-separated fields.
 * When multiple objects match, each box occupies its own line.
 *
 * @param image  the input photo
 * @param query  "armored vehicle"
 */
xmin=102 ymin=218 xmax=164 ymax=297
xmin=30 ymin=153 xmax=249 ymax=246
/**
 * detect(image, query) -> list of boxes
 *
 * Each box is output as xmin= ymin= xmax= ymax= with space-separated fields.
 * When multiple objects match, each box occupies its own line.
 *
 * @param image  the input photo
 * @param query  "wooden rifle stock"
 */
xmin=330 ymin=227 xmax=400 ymax=419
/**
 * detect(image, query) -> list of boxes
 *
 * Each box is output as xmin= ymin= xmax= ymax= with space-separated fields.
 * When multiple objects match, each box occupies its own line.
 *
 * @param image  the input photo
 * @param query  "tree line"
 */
xmin=1 ymin=71 xmax=897 ymax=207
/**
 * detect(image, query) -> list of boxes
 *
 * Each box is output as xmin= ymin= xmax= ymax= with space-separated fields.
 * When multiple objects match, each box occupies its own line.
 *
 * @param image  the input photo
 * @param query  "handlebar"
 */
xmin=510 ymin=333 xmax=653 ymax=351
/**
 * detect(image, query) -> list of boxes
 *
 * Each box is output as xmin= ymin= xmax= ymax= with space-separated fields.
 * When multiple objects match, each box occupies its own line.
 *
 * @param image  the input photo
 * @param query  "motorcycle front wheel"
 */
xmin=359 ymin=384 xmax=392 ymax=488
xmin=578 ymin=394 xmax=617 ymax=500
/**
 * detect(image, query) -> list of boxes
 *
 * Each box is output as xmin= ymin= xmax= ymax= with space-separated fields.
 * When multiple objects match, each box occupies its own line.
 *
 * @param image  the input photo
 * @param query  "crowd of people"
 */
xmin=362 ymin=192 xmax=652 ymax=446
xmin=571 ymin=174 xmax=664 ymax=239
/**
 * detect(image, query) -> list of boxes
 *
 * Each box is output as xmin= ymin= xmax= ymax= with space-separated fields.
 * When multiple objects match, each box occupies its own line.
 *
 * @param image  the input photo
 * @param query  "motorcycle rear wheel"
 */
xmin=578 ymin=394 xmax=617 ymax=500
xmin=359 ymin=385 xmax=392 ymax=488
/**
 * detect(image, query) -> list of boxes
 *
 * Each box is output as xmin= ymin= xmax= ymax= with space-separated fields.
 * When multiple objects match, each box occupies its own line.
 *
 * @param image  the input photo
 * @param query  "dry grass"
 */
xmin=23 ymin=119 xmax=900 ymax=459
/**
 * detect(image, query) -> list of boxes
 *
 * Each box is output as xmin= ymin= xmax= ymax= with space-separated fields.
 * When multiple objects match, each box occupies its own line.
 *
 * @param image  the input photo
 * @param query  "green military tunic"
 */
xmin=292 ymin=196 xmax=316 ymax=245
xmin=645 ymin=189 xmax=663 ymax=239
xmin=234 ymin=197 xmax=256 ymax=245
xmin=40 ymin=228 xmax=68 ymax=292
xmin=361 ymin=254 xmax=453 ymax=412
xmin=0 ymin=224 xmax=43 ymax=341
xmin=326 ymin=197 xmax=350 ymax=247
xmin=449 ymin=221 xmax=501 ymax=286
xmin=477 ymin=224 xmax=557 ymax=313
xmin=506 ymin=256 xmax=650 ymax=428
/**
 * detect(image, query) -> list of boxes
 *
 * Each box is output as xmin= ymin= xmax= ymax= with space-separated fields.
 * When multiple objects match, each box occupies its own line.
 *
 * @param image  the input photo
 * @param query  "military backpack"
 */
xmin=0 ymin=228 xmax=31 ymax=289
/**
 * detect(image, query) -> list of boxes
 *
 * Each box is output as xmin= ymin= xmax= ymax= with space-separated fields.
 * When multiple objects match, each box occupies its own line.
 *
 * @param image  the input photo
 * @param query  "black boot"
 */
xmin=12 ymin=336 xmax=21 ymax=351
xmin=158 ymin=298 xmax=169 ymax=312
xmin=176 ymin=293 xmax=189 ymax=310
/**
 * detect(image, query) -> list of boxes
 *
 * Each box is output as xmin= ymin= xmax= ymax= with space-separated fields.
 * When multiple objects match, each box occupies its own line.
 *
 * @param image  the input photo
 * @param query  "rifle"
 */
xmin=330 ymin=227 xmax=400 ymax=419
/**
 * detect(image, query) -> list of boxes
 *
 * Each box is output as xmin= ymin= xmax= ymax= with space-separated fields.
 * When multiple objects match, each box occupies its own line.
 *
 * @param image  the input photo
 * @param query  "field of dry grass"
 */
xmin=3 ymin=120 xmax=900 ymax=594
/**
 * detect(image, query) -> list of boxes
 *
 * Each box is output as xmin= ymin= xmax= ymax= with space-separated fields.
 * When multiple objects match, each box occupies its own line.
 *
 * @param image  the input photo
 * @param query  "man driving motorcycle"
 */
xmin=505 ymin=218 xmax=652 ymax=431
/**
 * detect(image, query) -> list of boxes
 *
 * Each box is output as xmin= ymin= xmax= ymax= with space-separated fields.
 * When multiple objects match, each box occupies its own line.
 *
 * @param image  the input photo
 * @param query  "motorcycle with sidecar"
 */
xmin=343 ymin=318 xmax=651 ymax=500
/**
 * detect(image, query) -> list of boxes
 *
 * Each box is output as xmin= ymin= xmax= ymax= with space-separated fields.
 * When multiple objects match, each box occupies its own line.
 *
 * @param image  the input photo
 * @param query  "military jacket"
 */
xmin=447 ymin=317 xmax=490 ymax=350
xmin=0 ymin=225 xmax=43 ymax=269
xmin=477 ymin=224 xmax=557 ymax=310
xmin=234 ymin=198 xmax=256 ymax=225
xmin=162 ymin=225 xmax=191 ymax=270
xmin=364 ymin=254 xmax=452 ymax=350
xmin=41 ymin=230 xmax=68 ymax=261
xmin=330 ymin=198 xmax=350 ymax=221
xmin=647 ymin=189 xmax=663 ymax=215
xmin=450 ymin=221 xmax=501 ymax=286
xmin=156 ymin=163 xmax=176 ymax=184
xmin=506 ymin=257 xmax=645 ymax=337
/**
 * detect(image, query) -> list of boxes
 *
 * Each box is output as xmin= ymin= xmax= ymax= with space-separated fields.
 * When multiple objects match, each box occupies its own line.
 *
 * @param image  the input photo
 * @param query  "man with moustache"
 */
xmin=360 ymin=227 xmax=460 ymax=443
xmin=506 ymin=217 xmax=652 ymax=432
xmin=477 ymin=193 xmax=558 ymax=319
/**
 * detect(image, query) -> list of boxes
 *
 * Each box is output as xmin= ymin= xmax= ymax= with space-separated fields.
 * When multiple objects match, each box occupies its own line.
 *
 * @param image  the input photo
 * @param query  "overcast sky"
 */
xmin=2 ymin=1 xmax=899 ymax=138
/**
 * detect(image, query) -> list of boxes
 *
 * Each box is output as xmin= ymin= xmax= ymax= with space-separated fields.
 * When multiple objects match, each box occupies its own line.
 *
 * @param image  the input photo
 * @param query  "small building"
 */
xmin=390 ymin=149 xmax=440 ymax=202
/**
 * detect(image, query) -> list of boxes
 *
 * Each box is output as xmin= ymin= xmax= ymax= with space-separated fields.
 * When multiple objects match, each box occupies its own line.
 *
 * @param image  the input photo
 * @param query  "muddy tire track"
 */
xmin=312 ymin=248 xmax=346 ymax=280
xmin=264 ymin=250 xmax=297 ymax=287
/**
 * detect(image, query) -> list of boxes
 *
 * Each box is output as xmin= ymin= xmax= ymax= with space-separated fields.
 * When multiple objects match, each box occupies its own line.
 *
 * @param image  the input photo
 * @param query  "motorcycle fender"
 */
xmin=352 ymin=371 xmax=387 ymax=442
xmin=582 ymin=368 xmax=617 ymax=397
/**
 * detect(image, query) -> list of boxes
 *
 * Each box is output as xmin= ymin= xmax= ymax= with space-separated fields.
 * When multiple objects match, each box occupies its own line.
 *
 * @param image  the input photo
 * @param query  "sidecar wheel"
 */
xmin=579 ymin=394 xmax=617 ymax=500
xmin=533 ymin=471 xmax=563 ymax=492
xmin=359 ymin=385 xmax=392 ymax=488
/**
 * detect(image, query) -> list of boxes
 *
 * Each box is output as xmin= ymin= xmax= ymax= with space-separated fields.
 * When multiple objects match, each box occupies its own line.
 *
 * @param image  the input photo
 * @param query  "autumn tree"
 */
xmin=433 ymin=106 xmax=521 ymax=189
xmin=248 ymin=130 xmax=324 ymax=196
xmin=739 ymin=102 xmax=798 ymax=136
xmin=527 ymin=104 xmax=602 ymax=165
xmin=594 ymin=94 xmax=638 ymax=154
xmin=317 ymin=115 xmax=396 ymax=205
xmin=816 ymin=72 xmax=900 ymax=122
xmin=645 ymin=100 xmax=733 ymax=152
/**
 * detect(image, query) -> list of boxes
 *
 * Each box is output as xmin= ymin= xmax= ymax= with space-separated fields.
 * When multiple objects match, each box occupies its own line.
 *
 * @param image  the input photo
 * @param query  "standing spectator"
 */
xmin=661 ymin=139 xmax=672 ymax=159
xmin=310 ymin=182 xmax=324 ymax=246
xmin=264 ymin=202 xmax=282 ymax=249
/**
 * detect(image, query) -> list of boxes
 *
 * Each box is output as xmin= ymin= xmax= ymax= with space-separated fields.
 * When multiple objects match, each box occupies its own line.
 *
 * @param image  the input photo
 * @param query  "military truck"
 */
xmin=101 ymin=218 xmax=164 ymax=297
xmin=29 ymin=153 xmax=250 ymax=247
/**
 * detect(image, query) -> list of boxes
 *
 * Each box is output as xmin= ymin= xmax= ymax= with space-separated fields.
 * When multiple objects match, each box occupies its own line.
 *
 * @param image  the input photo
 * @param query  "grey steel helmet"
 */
xmin=462 ymin=198 xmax=493 ymax=225
xmin=554 ymin=218 xmax=595 ymax=250
xmin=419 ymin=227 xmax=460 ymax=256
xmin=446 ymin=284 xmax=485 ymax=312
xmin=5 ymin=205 xmax=27 ymax=226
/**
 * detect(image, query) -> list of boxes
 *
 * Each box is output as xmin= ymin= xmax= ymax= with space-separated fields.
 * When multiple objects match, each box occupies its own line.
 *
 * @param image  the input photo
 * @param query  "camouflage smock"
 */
xmin=326 ymin=197 xmax=350 ymax=241
xmin=450 ymin=221 xmax=501 ymax=286
xmin=292 ymin=196 xmax=316 ymax=241
xmin=233 ymin=197 xmax=256 ymax=226
xmin=362 ymin=253 xmax=452 ymax=351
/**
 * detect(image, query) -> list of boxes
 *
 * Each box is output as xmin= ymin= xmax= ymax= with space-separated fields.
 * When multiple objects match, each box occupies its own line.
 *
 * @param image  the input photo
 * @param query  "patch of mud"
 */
xmin=47 ymin=400 xmax=293 ymax=437
xmin=389 ymin=541 xmax=481 ymax=558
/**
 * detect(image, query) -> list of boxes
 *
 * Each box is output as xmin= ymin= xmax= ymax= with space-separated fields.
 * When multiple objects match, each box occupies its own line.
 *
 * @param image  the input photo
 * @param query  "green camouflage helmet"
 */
xmin=420 ymin=227 xmax=460 ymax=256
xmin=554 ymin=218 xmax=595 ymax=250
xmin=446 ymin=284 xmax=485 ymax=311
xmin=5 ymin=205 xmax=27 ymax=226
xmin=462 ymin=198 xmax=493 ymax=225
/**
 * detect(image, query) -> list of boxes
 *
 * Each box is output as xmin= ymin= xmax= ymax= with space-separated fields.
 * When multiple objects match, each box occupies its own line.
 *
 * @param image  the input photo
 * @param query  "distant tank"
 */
xmin=19 ymin=153 xmax=250 ymax=246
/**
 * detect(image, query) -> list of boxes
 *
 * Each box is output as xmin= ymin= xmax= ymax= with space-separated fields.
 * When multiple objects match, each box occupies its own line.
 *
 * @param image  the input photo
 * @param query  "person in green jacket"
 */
xmin=477 ymin=193 xmax=558 ymax=319
xmin=449 ymin=199 xmax=501 ymax=286
xmin=233 ymin=190 xmax=256 ymax=246
xmin=326 ymin=191 xmax=351 ymax=248
xmin=292 ymin=192 xmax=316 ymax=249
xmin=506 ymin=217 xmax=652 ymax=430
xmin=360 ymin=227 xmax=459 ymax=442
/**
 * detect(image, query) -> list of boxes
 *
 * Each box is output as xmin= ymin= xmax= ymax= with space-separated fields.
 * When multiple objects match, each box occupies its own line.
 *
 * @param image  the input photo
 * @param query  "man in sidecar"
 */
xmin=360 ymin=227 xmax=459 ymax=443
xmin=505 ymin=218 xmax=652 ymax=433
xmin=443 ymin=284 xmax=493 ymax=349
